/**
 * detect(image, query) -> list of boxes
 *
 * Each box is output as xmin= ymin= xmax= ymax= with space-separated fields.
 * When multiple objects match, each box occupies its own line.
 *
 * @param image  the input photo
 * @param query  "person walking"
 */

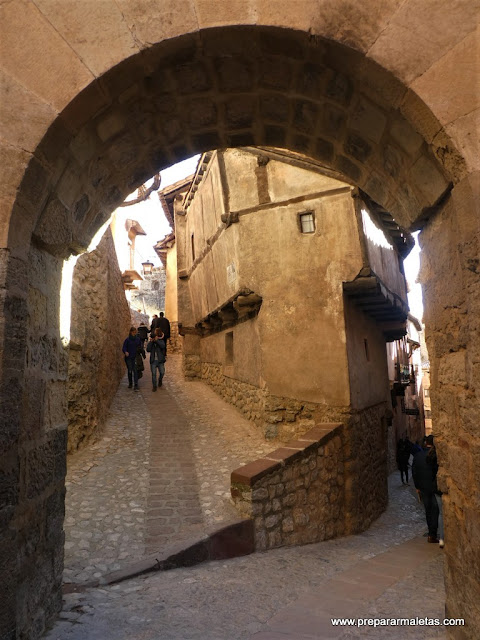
xmin=149 ymin=314 xmax=159 ymax=337
xmin=157 ymin=312 xmax=171 ymax=355
xmin=146 ymin=328 xmax=166 ymax=391
xmin=137 ymin=321 xmax=149 ymax=345
xmin=122 ymin=327 xmax=144 ymax=391
xmin=412 ymin=434 xmax=440 ymax=544
xmin=425 ymin=437 xmax=444 ymax=548
xmin=396 ymin=435 xmax=411 ymax=485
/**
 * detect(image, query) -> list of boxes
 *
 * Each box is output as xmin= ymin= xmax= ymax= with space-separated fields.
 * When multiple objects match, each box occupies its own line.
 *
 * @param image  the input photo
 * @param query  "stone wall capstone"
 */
xmin=68 ymin=228 xmax=131 ymax=453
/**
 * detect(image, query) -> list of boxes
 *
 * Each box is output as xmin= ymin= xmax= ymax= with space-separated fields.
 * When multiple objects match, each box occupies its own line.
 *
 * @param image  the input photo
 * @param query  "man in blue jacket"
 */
xmin=412 ymin=434 xmax=440 ymax=544
xmin=122 ymin=327 xmax=144 ymax=391
xmin=146 ymin=328 xmax=166 ymax=391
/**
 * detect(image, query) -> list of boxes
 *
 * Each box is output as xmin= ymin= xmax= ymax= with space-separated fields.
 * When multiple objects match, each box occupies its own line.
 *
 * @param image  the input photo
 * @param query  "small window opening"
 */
xmin=424 ymin=389 xmax=430 ymax=397
xmin=364 ymin=338 xmax=370 ymax=362
xmin=225 ymin=331 xmax=234 ymax=365
xmin=299 ymin=212 xmax=315 ymax=234
xmin=191 ymin=233 xmax=195 ymax=261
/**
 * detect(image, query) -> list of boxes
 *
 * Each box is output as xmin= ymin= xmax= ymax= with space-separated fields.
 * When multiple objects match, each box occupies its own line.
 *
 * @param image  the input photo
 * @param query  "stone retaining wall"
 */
xmin=68 ymin=229 xmax=131 ymax=453
xmin=200 ymin=361 xmax=349 ymax=440
xmin=231 ymin=424 xmax=345 ymax=550
xmin=201 ymin=362 xmax=266 ymax=428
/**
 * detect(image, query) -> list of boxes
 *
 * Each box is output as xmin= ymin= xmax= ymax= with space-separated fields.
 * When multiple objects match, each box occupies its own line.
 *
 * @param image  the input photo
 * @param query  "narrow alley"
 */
xmin=47 ymin=355 xmax=446 ymax=640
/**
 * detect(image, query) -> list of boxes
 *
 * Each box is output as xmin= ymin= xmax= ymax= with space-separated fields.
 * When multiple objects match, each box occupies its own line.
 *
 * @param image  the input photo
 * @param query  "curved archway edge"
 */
xmin=0 ymin=16 xmax=479 ymax=640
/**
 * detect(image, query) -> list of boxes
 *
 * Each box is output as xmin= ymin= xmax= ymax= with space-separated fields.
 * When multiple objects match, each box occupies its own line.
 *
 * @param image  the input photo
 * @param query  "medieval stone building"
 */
xmin=167 ymin=149 xmax=408 ymax=435
xmin=158 ymin=147 xmax=414 ymax=545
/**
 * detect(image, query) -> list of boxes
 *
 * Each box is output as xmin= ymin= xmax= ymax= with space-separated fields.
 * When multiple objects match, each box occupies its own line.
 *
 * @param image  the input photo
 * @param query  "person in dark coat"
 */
xmin=122 ymin=327 xmax=144 ymax=391
xmin=149 ymin=315 xmax=159 ymax=338
xmin=157 ymin=312 xmax=171 ymax=355
xmin=137 ymin=322 xmax=149 ymax=344
xmin=412 ymin=434 xmax=440 ymax=544
xmin=146 ymin=328 xmax=166 ymax=391
xmin=396 ymin=435 xmax=411 ymax=485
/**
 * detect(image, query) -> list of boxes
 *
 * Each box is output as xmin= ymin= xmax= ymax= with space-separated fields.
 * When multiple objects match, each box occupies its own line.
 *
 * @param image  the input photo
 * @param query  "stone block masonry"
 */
xmin=231 ymin=424 xmax=345 ymax=550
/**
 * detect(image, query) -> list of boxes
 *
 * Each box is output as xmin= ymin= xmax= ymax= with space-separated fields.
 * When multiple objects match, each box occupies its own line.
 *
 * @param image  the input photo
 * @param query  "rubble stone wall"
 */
xmin=201 ymin=361 xmax=266 ymax=428
xmin=231 ymin=424 xmax=345 ymax=549
xmin=200 ymin=361 xmax=350 ymax=440
xmin=68 ymin=228 xmax=131 ymax=453
xmin=343 ymin=403 xmax=389 ymax=534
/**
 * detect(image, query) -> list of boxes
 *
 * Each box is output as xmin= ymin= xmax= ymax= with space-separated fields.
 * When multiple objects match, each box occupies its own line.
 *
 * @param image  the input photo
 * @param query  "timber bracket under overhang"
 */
xmin=343 ymin=272 xmax=408 ymax=342
xmin=178 ymin=290 xmax=263 ymax=337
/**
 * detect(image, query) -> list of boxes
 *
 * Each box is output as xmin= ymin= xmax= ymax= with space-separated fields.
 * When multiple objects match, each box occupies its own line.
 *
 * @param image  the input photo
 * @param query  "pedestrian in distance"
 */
xmin=425 ymin=437 xmax=444 ymax=548
xmin=412 ymin=438 xmax=423 ymax=454
xmin=157 ymin=312 xmax=171 ymax=355
xmin=412 ymin=434 xmax=441 ymax=545
xmin=146 ymin=328 xmax=166 ymax=392
xmin=137 ymin=321 xmax=149 ymax=345
xmin=122 ymin=327 xmax=145 ymax=392
xmin=396 ymin=434 xmax=411 ymax=485
xmin=149 ymin=314 xmax=159 ymax=337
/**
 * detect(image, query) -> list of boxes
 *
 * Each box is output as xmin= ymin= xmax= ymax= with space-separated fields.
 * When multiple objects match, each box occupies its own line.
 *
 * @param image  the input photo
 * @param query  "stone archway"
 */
xmin=0 ymin=5 xmax=478 ymax=638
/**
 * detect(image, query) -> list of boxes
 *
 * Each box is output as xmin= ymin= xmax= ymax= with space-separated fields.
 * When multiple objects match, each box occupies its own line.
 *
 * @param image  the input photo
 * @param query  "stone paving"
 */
xmin=63 ymin=354 xmax=284 ymax=585
xmin=63 ymin=383 xmax=151 ymax=584
xmin=49 ymin=354 xmax=448 ymax=639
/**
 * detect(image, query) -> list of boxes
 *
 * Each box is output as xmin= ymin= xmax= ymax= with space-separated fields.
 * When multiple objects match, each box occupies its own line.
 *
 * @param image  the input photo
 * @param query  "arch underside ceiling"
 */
xmin=7 ymin=25 xmax=470 ymax=260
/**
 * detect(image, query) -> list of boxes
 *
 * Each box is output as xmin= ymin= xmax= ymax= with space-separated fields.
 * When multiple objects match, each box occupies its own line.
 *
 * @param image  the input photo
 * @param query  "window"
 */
xmin=425 ymin=410 xmax=431 ymax=419
xmin=191 ymin=233 xmax=195 ymax=261
xmin=225 ymin=331 xmax=233 ymax=365
xmin=299 ymin=212 xmax=315 ymax=234
xmin=424 ymin=389 xmax=430 ymax=397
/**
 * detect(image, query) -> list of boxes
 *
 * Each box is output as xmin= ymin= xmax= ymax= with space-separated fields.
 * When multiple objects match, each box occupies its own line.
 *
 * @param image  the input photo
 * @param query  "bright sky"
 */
xmin=121 ymin=155 xmax=200 ymax=267
xmin=404 ymin=231 xmax=424 ymax=322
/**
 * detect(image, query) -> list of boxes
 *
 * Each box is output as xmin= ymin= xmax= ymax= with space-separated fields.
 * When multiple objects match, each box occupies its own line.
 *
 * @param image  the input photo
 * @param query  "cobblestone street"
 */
xmin=49 ymin=354 xmax=447 ymax=640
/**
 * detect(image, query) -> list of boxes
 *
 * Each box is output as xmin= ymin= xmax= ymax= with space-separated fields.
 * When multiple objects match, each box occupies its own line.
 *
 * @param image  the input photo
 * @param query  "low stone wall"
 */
xmin=231 ymin=424 xmax=345 ymax=550
xmin=201 ymin=362 xmax=266 ymax=427
xmin=200 ymin=361 xmax=348 ymax=440
xmin=68 ymin=229 xmax=131 ymax=453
